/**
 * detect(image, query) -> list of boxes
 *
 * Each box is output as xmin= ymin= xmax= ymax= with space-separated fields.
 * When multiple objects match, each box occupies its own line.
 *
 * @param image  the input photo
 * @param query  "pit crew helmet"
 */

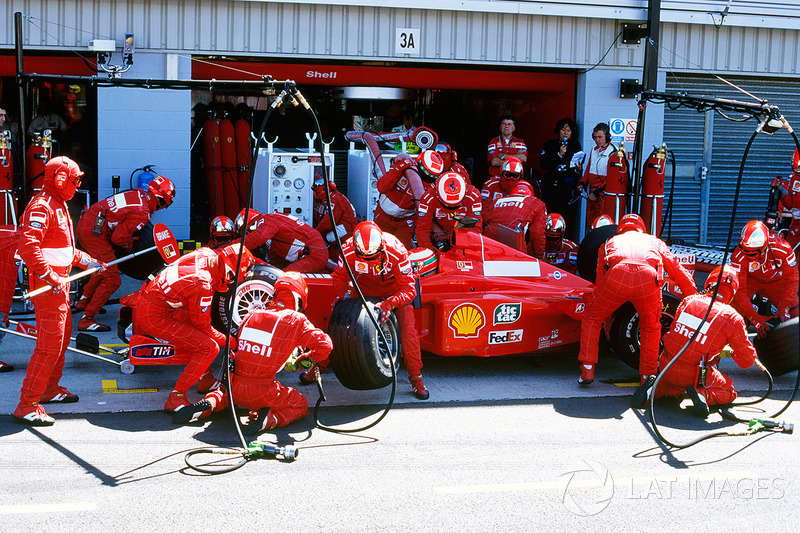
xmin=312 ymin=176 xmax=335 ymax=201
xmin=44 ymin=156 xmax=83 ymax=201
xmin=545 ymin=213 xmax=566 ymax=247
xmin=146 ymin=175 xmax=176 ymax=211
xmin=510 ymin=181 xmax=534 ymax=198
xmin=408 ymin=247 xmax=439 ymax=278
xmin=352 ymin=221 xmax=384 ymax=264
xmin=273 ymin=271 xmax=309 ymax=312
xmin=235 ymin=208 xmax=262 ymax=233
xmin=210 ymin=215 xmax=236 ymax=244
xmin=417 ymin=150 xmax=445 ymax=183
xmin=617 ymin=213 xmax=646 ymax=234
xmin=591 ymin=214 xmax=614 ymax=230
xmin=436 ymin=171 xmax=467 ymax=209
xmin=500 ymin=157 xmax=523 ymax=190
xmin=216 ymin=243 xmax=254 ymax=290
xmin=704 ymin=265 xmax=739 ymax=305
xmin=739 ymin=220 xmax=769 ymax=257
xmin=434 ymin=143 xmax=453 ymax=170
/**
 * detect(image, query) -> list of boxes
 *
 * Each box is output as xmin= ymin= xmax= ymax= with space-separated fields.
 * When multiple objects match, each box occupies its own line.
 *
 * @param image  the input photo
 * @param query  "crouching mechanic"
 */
xmin=174 ymin=272 xmax=332 ymax=433
xmin=304 ymin=221 xmax=430 ymax=399
xmin=238 ymin=210 xmax=329 ymax=273
xmin=134 ymin=243 xmax=254 ymax=412
xmin=14 ymin=156 xmax=106 ymax=425
xmin=75 ymin=175 xmax=176 ymax=332
xmin=578 ymin=213 xmax=696 ymax=386
xmin=312 ymin=176 xmax=357 ymax=265
xmin=637 ymin=266 xmax=760 ymax=415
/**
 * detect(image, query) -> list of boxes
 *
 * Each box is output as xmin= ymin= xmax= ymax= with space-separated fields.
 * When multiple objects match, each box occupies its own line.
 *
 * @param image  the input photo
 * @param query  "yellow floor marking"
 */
xmin=0 ymin=502 xmax=98 ymax=514
xmin=614 ymin=382 xmax=640 ymax=388
xmin=102 ymin=379 xmax=157 ymax=394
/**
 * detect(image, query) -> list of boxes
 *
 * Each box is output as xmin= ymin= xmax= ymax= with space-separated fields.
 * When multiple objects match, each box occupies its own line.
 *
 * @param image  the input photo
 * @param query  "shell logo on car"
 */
xmin=448 ymin=303 xmax=485 ymax=338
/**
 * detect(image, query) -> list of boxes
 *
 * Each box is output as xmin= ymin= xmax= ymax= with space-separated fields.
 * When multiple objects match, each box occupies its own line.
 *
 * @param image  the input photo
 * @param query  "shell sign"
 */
xmin=448 ymin=303 xmax=485 ymax=338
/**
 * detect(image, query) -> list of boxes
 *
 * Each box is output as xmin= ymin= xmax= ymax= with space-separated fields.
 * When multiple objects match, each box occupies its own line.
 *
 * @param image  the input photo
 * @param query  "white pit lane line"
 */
xmin=0 ymin=501 xmax=98 ymax=514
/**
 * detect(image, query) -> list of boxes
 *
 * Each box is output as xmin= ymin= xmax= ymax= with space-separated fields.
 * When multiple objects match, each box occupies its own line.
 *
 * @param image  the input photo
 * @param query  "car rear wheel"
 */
xmin=212 ymin=264 xmax=283 ymax=337
xmin=609 ymin=293 xmax=681 ymax=370
xmin=327 ymin=297 xmax=402 ymax=390
xmin=753 ymin=317 xmax=799 ymax=377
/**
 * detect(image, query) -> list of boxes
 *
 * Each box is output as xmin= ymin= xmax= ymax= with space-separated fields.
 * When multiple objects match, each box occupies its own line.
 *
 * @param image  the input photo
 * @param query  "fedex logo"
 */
xmin=488 ymin=329 xmax=523 ymax=344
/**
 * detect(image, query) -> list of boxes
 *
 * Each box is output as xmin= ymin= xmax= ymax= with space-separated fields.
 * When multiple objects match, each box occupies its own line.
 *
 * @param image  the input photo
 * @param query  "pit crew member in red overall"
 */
xmin=306 ymin=221 xmax=429 ymax=399
xmin=487 ymin=115 xmax=527 ymax=179
xmin=373 ymin=150 xmax=444 ymax=250
xmin=543 ymin=213 xmax=578 ymax=274
xmin=578 ymin=213 xmax=696 ymax=386
xmin=0 ymin=225 xmax=20 ymax=373
xmin=644 ymin=266 xmax=759 ymax=416
xmin=134 ymin=243 xmax=254 ymax=412
xmin=433 ymin=142 xmax=470 ymax=181
xmin=483 ymin=181 xmax=546 ymax=258
xmin=208 ymin=215 xmax=236 ymax=248
xmin=173 ymin=272 xmax=333 ymax=433
xmin=14 ymin=157 xmax=106 ymax=425
xmin=729 ymin=220 xmax=799 ymax=338
xmin=481 ymin=156 xmax=525 ymax=219
xmin=75 ymin=175 xmax=175 ymax=332
xmin=416 ymin=172 xmax=482 ymax=252
xmin=312 ymin=176 xmax=357 ymax=265
xmin=238 ymin=210 xmax=328 ymax=273
xmin=777 ymin=149 xmax=800 ymax=247
xmin=577 ymin=123 xmax=614 ymax=226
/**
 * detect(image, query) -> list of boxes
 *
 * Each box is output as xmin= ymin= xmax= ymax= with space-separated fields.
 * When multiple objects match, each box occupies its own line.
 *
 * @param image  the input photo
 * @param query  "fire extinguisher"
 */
xmin=0 ymin=131 xmax=14 ymax=226
xmin=640 ymin=144 xmax=667 ymax=235
xmin=26 ymin=130 xmax=52 ymax=192
xmin=604 ymin=144 xmax=630 ymax=223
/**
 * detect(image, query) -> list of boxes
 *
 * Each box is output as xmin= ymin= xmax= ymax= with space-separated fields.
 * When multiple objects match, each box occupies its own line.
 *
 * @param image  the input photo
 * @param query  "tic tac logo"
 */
xmin=488 ymin=329 xmax=523 ymax=344
xmin=448 ymin=303 xmax=485 ymax=338
xmin=493 ymin=303 xmax=521 ymax=325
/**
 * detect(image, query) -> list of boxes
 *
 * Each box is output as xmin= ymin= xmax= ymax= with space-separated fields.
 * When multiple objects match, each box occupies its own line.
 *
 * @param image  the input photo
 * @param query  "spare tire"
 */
xmin=328 ymin=297 xmax=402 ymax=390
xmin=609 ymin=292 xmax=681 ymax=370
xmin=212 ymin=264 xmax=283 ymax=337
xmin=754 ymin=317 xmax=799 ymax=377
xmin=576 ymin=225 xmax=617 ymax=282
xmin=114 ymin=222 xmax=164 ymax=280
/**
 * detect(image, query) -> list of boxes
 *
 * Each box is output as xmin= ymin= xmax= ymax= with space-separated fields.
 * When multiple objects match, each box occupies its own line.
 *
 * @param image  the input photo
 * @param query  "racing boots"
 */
xmin=578 ymin=364 xmax=595 ymax=386
xmin=13 ymin=402 xmax=55 ymax=426
xmin=631 ymin=375 xmax=656 ymax=409
xmin=164 ymin=390 xmax=192 ymax=413
xmin=173 ymin=400 xmax=213 ymax=425
xmin=77 ymin=315 xmax=111 ymax=332
xmin=409 ymin=374 xmax=430 ymax=400
xmin=196 ymin=370 xmax=221 ymax=393
xmin=243 ymin=408 xmax=279 ymax=436
xmin=41 ymin=386 xmax=79 ymax=404
xmin=0 ymin=360 xmax=13 ymax=372
xmin=685 ymin=386 xmax=710 ymax=417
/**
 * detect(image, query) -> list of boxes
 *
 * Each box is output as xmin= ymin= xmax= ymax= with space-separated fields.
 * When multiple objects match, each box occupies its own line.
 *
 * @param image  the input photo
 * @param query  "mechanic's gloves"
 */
xmin=374 ymin=301 xmax=392 ymax=323
xmin=389 ymin=156 xmax=413 ymax=173
xmin=38 ymin=270 xmax=63 ymax=294
xmin=751 ymin=314 xmax=773 ymax=339
xmin=284 ymin=348 xmax=314 ymax=372
xmin=86 ymin=259 xmax=107 ymax=272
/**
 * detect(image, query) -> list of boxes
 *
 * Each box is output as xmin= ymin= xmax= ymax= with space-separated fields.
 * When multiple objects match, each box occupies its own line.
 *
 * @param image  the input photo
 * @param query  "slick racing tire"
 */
xmin=114 ymin=222 xmax=164 ymax=280
xmin=576 ymin=225 xmax=617 ymax=283
xmin=609 ymin=292 xmax=681 ymax=370
xmin=212 ymin=264 xmax=283 ymax=337
xmin=753 ymin=317 xmax=799 ymax=377
xmin=327 ymin=297 xmax=402 ymax=391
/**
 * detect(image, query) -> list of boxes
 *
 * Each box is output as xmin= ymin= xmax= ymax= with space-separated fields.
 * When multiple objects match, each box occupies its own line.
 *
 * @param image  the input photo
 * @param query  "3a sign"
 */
xmin=396 ymin=28 xmax=420 ymax=56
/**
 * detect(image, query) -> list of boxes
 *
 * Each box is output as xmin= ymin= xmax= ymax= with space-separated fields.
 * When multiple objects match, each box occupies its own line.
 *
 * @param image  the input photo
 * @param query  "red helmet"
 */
xmin=739 ymin=220 xmax=769 ymax=257
xmin=510 ymin=181 xmax=534 ymax=198
xmin=500 ymin=157 xmax=523 ymax=185
xmin=591 ymin=214 xmax=614 ymax=230
xmin=434 ymin=143 xmax=453 ymax=169
xmin=44 ymin=156 xmax=83 ymax=200
xmin=146 ymin=175 xmax=176 ymax=211
xmin=235 ymin=208 xmax=262 ymax=233
xmin=617 ymin=213 xmax=646 ymax=234
xmin=216 ymin=243 xmax=255 ymax=288
xmin=352 ymin=221 xmax=384 ymax=263
xmin=273 ymin=271 xmax=309 ymax=312
xmin=408 ymin=247 xmax=439 ymax=277
xmin=417 ymin=150 xmax=445 ymax=183
xmin=312 ymin=176 xmax=336 ymax=201
xmin=704 ymin=265 xmax=739 ymax=304
xmin=793 ymin=148 xmax=799 ymax=174
xmin=545 ymin=213 xmax=566 ymax=238
xmin=210 ymin=215 xmax=235 ymax=244
xmin=436 ymin=171 xmax=467 ymax=209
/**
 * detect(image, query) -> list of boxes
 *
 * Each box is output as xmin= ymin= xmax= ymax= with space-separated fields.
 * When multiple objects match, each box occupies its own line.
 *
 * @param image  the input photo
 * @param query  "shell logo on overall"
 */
xmin=448 ymin=303 xmax=485 ymax=338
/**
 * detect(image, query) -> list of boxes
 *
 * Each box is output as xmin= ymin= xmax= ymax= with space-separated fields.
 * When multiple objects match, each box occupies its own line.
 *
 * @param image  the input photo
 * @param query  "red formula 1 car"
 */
xmin=210 ymin=228 xmax=678 ymax=390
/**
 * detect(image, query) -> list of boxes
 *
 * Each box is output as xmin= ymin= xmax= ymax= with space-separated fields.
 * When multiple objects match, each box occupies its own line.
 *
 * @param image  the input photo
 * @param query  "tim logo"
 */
xmin=131 ymin=343 xmax=176 ymax=359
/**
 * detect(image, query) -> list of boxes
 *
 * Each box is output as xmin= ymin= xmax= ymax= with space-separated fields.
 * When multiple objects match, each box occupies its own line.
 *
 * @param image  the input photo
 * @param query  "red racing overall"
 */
xmin=76 ymin=189 xmax=152 ymax=317
xmin=486 ymin=135 xmax=527 ymax=178
xmin=657 ymin=293 xmax=757 ymax=405
xmin=543 ymin=238 xmax=579 ymax=274
xmin=578 ymin=143 xmax=614 ymax=225
xmin=243 ymin=212 xmax=328 ymax=273
xmin=416 ymin=185 xmax=482 ymax=252
xmin=313 ymin=183 xmax=357 ymax=262
xmin=580 ymin=231 xmax=696 ymax=376
xmin=373 ymin=154 xmax=429 ymax=250
xmin=134 ymin=248 xmax=228 ymax=395
xmin=483 ymin=194 xmax=547 ymax=258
